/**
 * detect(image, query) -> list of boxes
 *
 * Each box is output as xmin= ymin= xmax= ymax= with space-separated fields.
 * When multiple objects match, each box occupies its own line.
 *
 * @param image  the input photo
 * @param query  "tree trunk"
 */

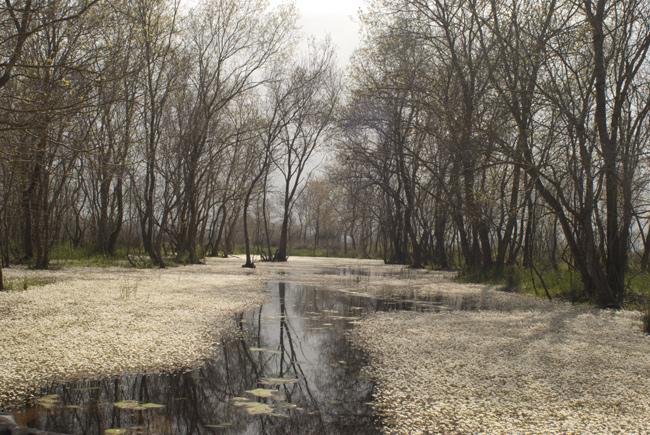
xmin=242 ymin=197 xmax=255 ymax=268
xmin=275 ymin=214 xmax=290 ymax=262
xmin=262 ymin=172 xmax=273 ymax=260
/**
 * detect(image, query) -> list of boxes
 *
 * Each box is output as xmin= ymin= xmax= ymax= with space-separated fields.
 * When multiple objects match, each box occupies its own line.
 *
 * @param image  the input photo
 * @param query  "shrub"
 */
xmin=643 ymin=304 xmax=650 ymax=335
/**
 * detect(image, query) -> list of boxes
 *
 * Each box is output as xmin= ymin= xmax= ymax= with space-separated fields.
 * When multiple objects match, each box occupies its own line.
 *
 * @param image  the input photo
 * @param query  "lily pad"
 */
xmin=230 ymin=396 xmax=250 ymax=402
xmin=259 ymin=377 xmax=299 ymax=385
xmin=114 ymin=400 xmax=143 ymax=410
xmin=245 ymin=388 xmax=278 ymax=398
xmin=274 ymin=402 xmax=298 ymax=410
xmin=37 ymin=394 xmax=59 ymax=409
xmin=113 ymin=400 xmax=165 ymax=411
xmin=232 ymin=399 xmax=274 ymax=415
xmin=141 ymin=403 xmax=165 ymax=409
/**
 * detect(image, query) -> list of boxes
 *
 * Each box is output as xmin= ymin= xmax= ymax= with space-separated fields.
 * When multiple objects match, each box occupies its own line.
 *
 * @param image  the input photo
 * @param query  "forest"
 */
xmin=2 ymin=1 xmax=650 ymax=433
xmin=1 ymin=0 xmax=649 ymax=312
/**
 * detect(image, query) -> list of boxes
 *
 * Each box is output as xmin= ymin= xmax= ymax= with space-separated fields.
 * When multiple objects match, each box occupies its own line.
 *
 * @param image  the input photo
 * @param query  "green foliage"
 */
xmin=3 ymin=277 xmax=57 ymax=291
xmin=515 ymin=265 xmax=584 ymax=301
xmin=173 ymin=246 xmax=206 ymax=265
xmin=289 ymin=247 xmax=343 ymax=258
xmin=46 ymin=243 xmax=182 ymax=269
xmin=289 ymin=246 xmax=383 ymax=260
xmin=458 ymin=265 xmax=521 ymax=291
xmin=464 ymin=263 xmax=650 ymax=310
xmin=459 ymin=264 xmax=580 ymax=298
xmin=231 ymin=245 xmax=379 ymax=260
xmin=48 ymin=243 xmax=132 ymax=268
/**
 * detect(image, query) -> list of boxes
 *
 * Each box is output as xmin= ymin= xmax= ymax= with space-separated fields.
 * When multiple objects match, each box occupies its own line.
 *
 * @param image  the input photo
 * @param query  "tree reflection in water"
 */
xmin=14 ymin=282 xmax=381 ymax=434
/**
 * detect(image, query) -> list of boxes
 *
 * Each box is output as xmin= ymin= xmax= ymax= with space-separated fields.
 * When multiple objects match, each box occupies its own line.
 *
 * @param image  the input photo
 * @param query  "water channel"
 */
xmin=9 ymin=267 xmax=455 ymax=434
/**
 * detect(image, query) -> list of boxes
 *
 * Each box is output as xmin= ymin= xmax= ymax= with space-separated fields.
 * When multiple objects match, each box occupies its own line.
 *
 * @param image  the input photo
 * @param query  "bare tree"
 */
xmin=168 ymin=0 xmax=295 ymax=264
xmin=130 ymin=0 xmax=180 ymax=268
xmin=272 ymin=40 xmax=339 ymax=262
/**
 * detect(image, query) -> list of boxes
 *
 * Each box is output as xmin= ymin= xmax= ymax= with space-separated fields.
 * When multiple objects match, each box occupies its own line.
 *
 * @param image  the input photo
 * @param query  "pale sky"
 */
xmin=269 ymin=0 xmax=366 ymax=64
xmin=182 ymin=0 xmax=366 ymax=65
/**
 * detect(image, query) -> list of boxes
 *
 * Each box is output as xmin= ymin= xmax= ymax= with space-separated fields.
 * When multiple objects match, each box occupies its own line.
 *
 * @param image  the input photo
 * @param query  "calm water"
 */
xmin=8 ymin=267 xmax=453 ymax=435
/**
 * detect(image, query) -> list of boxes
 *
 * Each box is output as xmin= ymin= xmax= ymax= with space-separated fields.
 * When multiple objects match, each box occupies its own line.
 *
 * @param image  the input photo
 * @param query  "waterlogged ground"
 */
xmin=2 ymin=257 xmax=650 ymax=433
xmin=0 ymin=265 xmax=266 ymax=409
xmin=2 ymin=258 xmax=432 ymax=434
xmin=350 ymin=283 xmax=650 ymax=432
xmin=10 ymin=282 xmax=386 ymax=434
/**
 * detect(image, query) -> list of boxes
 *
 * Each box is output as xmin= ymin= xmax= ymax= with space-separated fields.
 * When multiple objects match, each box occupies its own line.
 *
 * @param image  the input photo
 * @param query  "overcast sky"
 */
xmin=269 ymin=0 xmax=366 ymax=64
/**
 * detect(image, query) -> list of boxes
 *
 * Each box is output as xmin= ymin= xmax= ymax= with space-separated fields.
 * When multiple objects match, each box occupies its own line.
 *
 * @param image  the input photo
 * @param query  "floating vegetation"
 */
xmin=114 ymin=400 xmax=141 ymax=410
xmin=230 ymin=396 xmax=249 ymax=402
xmin=37 ymin=394 xmax=60 ymax=409
xmin=259 ymin=377 xmax=299 ymax=385
xmin=114 ymin=400 xmax=164 ymax=411
xmin=274 ymin=402 xmax=298 ymax=410
xmin=141 ymin=402 xmax=165 ymax=409
xmin=0 ymin=265 xmax=266 ymax=408
xmin=354 ymin=309 xmax=650 ymax=432
xmin=232 ymin=399 xmax=274 ymax=416
xmin=245 ymin=388 xmax=279 ymax=398
xmin=104 ymin=429 xmax=128 ymax=435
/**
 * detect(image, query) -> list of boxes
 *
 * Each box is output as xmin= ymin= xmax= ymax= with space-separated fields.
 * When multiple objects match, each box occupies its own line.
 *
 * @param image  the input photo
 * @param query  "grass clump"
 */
xmin=643 ymin=305 xmax=650 ymax=334
xmin=3 ymin=277 xmax=57 ymax=291
xmin=462 ymin=262 xmax=650 ymax=310
xmin=458 ymin=266 xmax=522 ymax=291
xmin=459 ymin=264 xmax=584 ymax=301
xmin=47 ymin=243 xmax=183 ymax=269
xmin=49 ymin=243 xmax=132 ymax=268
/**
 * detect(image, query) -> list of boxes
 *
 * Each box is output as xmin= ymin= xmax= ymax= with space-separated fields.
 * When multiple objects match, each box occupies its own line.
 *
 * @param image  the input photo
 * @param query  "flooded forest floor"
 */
xmin=1 ymin=257 xmax=649 ymax=433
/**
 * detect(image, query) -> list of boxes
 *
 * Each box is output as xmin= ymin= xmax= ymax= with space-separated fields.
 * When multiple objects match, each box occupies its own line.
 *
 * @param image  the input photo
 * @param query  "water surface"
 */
xmin=12 ymin=265 xmax=453 ymax=434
